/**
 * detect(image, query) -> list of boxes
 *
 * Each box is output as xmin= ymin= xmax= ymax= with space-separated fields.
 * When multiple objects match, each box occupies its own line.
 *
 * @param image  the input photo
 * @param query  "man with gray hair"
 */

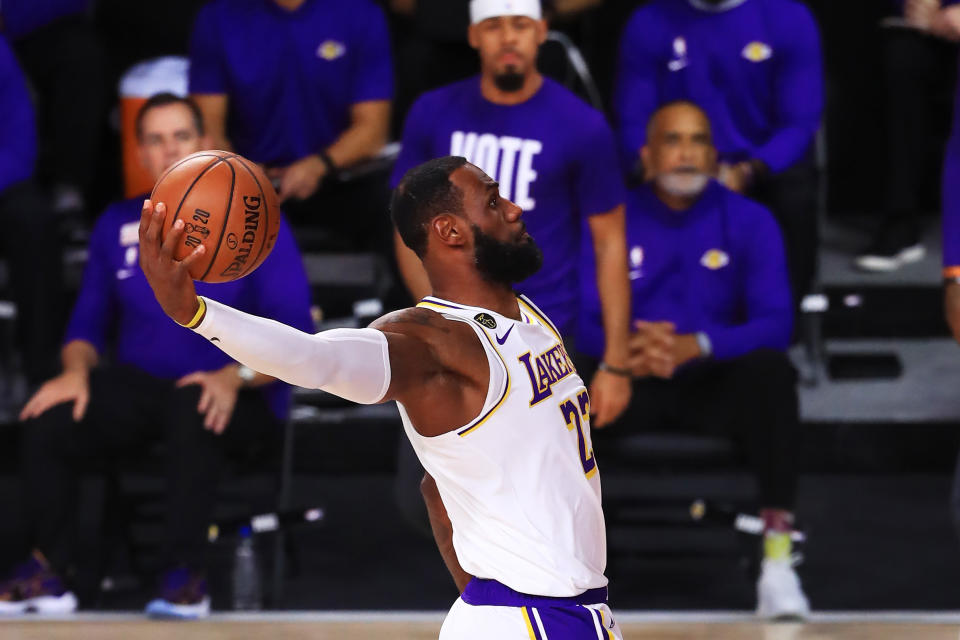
xmin=578 ymin=100 xmax=808 ymax=620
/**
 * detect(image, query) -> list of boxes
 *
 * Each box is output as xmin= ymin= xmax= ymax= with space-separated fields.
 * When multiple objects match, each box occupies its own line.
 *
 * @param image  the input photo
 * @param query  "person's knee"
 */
xmin=21 ymin=402 xmax=75 ymax=453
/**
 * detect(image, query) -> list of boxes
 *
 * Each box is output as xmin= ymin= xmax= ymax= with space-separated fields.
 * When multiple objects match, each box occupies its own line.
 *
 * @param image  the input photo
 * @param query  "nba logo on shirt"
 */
xmin=629 ymin=245 xmax=644 ymax=280
xmin=742 ymin=41 xmax=772 ymax=63
xmin=668 ymin=37 xmax=688 ymax=72
xmin=317 ymin=40 xmax=346 ymax=61
xmin=701 ymin=249 xmax=730 ymax=270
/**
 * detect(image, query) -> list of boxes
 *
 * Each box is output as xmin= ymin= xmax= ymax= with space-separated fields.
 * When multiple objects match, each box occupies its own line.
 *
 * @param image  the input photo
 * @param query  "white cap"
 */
xmin=470 ymin=0 xmax=542 ymax=24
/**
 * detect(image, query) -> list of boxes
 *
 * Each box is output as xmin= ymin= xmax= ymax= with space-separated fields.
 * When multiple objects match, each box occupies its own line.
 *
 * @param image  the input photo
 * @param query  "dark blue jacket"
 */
xmin=578 ymin=181 xmax=792 ymax=362
xmin=615 ymin=0 xmax=823 ymax=174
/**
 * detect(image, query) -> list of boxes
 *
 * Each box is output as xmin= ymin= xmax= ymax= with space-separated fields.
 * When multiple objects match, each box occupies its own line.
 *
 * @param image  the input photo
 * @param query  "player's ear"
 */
xmin=467 ymin=24 xmax=480 ymax=50
xmin=433 ymin=214 xmax=466 ymax=248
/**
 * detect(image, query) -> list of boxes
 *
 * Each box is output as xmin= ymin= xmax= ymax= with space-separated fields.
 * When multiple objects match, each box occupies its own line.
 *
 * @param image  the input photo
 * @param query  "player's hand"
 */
xmin=945 ymin=281 xmax=960 ymax=343
xmin=176 ymin=365 xmax=242 ymax=435
xmin=19 ymin=369 xmax=90 ymax=422
xmin=138 ymin=200 xmax=206 ymax=326
xmin=589 ymin=368 xmax=631 ymax=429
xmin=271 ymin=155 xmax=327 ymax=202
xmin=629 ymin=320 xmax=677 ymax=379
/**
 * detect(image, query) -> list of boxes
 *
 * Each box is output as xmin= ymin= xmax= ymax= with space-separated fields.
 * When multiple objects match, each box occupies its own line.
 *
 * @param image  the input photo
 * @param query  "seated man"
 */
xmin=615 ymin=0 xmax=823 ymax=303
xmin=0 ymin=93 xmax=313 ymax=619
xmin=188 ymin=0 xmax=393 ymax=251
xmin=578 ymin=101 xmax=809 ymax=620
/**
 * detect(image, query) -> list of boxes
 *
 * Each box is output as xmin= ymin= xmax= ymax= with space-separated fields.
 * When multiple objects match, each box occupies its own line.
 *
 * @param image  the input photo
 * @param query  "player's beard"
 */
xmin=493 ymin=66 xmax=526 ymax=92
xmin=473 ymin=224 xmax=543 ymax=285
xmin=656 ymin=169 xmax=710 ymax=199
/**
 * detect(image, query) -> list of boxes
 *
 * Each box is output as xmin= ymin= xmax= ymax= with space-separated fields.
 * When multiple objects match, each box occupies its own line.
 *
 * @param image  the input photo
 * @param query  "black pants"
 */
xmin=0 ymin=180 xmax=64 ymax=384
xmin=877 ymin=28 xmax=957 ymax=243
xmin=20 ymin=365 xmax=279 ymax=573
xmin=750 ymin=157 xmax=819 ymax=304
xmin=596 ymin=350 xmax=801 ymax=510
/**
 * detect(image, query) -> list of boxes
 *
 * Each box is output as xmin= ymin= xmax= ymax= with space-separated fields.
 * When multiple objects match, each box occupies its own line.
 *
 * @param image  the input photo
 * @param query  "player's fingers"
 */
xmin=198 ymin=387 xmax=212 ymax=413
xmin=145 ymin=200 xmax=165 ymax=248
xmin=178 ymin=244 xmax=207 ymax=273
xmin=73 ymin=391 xmax=89 ymax=422
xmin=176 ymin=373 xmax=202 ymax=387
xmin=139 ymin=199 xmax=155 ymax=242
xmin=161 ymin=216 xmax=183 ymax=260
xmin=213 ymin=410 xmax=230 ymax=435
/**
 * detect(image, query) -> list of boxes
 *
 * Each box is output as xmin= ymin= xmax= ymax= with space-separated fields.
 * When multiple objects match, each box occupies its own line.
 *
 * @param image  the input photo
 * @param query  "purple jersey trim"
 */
xmin=461 ymin=578 xmax=608 ymax=608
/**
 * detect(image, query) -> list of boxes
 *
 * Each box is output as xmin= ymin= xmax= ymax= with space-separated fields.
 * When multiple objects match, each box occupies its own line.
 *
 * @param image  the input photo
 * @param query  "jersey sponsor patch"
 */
xmin=474 ymin=312 xmax=498 ymax=330
xmin=742 ymin=41 xmax=773 ymax=63
xmin=701 ymin=249 xmax=730 ymax=270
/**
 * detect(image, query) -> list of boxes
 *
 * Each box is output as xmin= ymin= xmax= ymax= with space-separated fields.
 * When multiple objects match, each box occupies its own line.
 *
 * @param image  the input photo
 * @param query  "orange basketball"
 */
xmin=149 ymin=150 xmax=281 ymax=283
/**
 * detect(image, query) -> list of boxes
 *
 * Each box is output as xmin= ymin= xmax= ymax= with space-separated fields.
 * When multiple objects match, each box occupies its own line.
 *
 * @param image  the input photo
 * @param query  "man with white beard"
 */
xmin=578 ymin=100 xmax=809 ymax=620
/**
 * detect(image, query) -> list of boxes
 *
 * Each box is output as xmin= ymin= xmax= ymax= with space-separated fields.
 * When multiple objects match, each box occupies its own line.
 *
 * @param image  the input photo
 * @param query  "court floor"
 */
xmin=3 ymin=612 xmax=960 ymax=640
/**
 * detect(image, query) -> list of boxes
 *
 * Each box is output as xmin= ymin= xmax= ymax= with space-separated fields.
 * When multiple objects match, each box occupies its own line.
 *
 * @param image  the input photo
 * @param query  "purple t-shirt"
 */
xmin=391 ymin=77 xmax=626 ymax=337
xmin=64 ymin=196 xmax=314 ymax=420
xmin=189 ymin=0 xmax=393 ymax=167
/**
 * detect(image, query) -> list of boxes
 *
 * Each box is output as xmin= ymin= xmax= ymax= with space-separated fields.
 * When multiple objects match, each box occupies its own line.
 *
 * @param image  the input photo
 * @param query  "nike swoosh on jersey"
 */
xmin=496 ymin=325 xmax=514 ymax=345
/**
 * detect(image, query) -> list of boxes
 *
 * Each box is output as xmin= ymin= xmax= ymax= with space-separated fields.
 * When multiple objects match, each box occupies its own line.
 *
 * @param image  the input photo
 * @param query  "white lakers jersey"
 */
xmin=398 ymin=295 xmax=608 ymax=597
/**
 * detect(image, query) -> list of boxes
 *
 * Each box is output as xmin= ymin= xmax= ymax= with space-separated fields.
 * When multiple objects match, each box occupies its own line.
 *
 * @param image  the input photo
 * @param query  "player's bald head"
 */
xmin=646 ymin=100 xmax=712 ymax=143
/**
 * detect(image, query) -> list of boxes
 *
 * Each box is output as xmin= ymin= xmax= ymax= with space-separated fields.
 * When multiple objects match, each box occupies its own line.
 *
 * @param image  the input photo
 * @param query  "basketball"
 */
xmin=149 ymin=150 xmax=281 ymax=283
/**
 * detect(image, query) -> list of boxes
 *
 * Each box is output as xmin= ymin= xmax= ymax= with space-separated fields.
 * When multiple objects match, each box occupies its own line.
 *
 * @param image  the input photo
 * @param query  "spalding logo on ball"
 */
xmin=149 ymin=150 xmax=281 ymax=283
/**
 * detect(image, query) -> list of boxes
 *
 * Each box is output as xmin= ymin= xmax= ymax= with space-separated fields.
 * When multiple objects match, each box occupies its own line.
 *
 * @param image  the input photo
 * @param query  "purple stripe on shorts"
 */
xmin=461 ymin=578 xmax=608 ymax=608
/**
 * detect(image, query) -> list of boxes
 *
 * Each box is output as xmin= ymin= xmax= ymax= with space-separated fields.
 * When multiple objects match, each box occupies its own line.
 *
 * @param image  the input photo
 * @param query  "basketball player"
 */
xmin=140 ymin=156 xmax=622 ymax=638
xmin=391 ymin=0 xmax=632 ymax=430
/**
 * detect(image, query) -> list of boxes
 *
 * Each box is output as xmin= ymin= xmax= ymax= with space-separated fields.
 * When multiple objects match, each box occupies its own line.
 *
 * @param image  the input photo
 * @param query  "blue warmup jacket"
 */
xmin=615 ymin=0 xmax=823 ymax=174
xmin=578 ymin=180 xmax=793 ymax=362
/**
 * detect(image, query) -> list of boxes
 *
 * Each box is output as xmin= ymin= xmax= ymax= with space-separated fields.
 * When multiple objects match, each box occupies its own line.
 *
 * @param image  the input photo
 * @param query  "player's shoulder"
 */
xmin=625 ymin=0 xmax=679 ymax=30
xmin=370 ymin=306 xmax=458 ymax=336
xmin=762 ymin=0 xmax=818 ymax=32
xmin=410 ymin=76 xmax=479 ymax=112
xmin=539 ymin=78 xmax=610 ymax=130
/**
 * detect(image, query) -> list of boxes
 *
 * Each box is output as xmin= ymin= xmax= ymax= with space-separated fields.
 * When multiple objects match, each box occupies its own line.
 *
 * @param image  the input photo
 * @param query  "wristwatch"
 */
xmin=237 ymin=365 xmax=256 ymax=386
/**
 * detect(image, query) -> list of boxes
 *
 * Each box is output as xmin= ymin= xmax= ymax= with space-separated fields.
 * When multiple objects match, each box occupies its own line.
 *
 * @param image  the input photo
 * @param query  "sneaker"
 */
xmin=0 ymin=552 xmax=77 ymax=615
xmin=756 ymin=558 xmax=811 ymax=620
xmin=144 ymin=567 xmax=210 ymax=620
xmin=854 ymin=240 xmax=925 ymax=272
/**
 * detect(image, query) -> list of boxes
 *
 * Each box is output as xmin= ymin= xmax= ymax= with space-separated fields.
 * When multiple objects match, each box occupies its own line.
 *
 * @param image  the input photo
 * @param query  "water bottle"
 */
xmin=232 ymin=526 xmax=262 ymax=610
